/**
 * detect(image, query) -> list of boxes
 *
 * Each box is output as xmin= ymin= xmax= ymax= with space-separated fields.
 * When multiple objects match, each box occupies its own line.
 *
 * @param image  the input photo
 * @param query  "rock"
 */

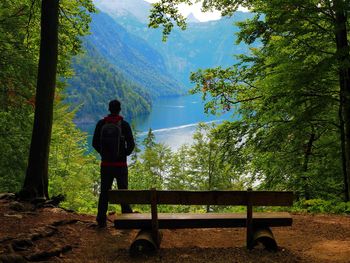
xmin=0 ymin=236 xmax=13 ymax=243
xmin=0 ymin=254 xmax=27 ymax=263
xmin=28 ymin=226 xmax=58 ymax=241
xmin=31 ymin=197 xmax=46 ymax=206
xmin=11 ymin=239 xmax=34 ymax=251
xmin=3 ymin=213 xmax=23 ymax=219
xmin=8 ymin=202 xmax=25 ymax=212
xmin=46 ymin=207 xmax=66 ymax=214
xmin=26 ymin=245 xmax=72 ymax=261
xmin=45 ymin=194 xmax=65 ymax=207
xmin=51 ymin=219 xmax=78 ymax=226
xmin=0 ymin=193 xmax=16 ymax=200
xmin=28 ymin=232 xmax=42 ymax=241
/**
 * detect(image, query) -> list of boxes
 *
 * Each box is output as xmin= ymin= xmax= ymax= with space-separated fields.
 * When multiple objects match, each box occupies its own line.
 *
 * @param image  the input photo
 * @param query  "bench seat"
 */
xmin=109 ymin=189 xmax=294 ymax=253
xmin=114 ymin=212 xmax=292 ymax=229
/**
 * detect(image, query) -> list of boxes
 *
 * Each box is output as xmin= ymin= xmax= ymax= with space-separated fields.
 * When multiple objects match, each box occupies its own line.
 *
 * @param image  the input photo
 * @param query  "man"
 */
xmin=92 ymin=99 xmax=135 ymax=227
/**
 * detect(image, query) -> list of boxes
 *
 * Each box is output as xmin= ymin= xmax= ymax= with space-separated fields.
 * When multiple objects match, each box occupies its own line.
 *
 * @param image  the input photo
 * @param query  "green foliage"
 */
xmin=0 ymin=0 xmax=97 ymax=208
xmin=0 ymin=1 xmax=37 ymax=192
xmin=0 ymin=107 xmax=32 ymax=192
xmin=148 ymin=0 xmax=187 ymax=41
xmin=293 ymin=199 xmax=350 ymax=214
xmin=148 ymin=0 xmax=350 ymax=202
xmin=128 ymin=124 xmax=245 ymax=212
xmin=48 ymin=102 xmax=99 ymax=213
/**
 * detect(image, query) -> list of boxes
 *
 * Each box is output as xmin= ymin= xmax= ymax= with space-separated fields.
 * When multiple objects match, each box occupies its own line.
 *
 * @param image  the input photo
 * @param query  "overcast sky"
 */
xmin=145 ymin=0 xmax=248 ymax=22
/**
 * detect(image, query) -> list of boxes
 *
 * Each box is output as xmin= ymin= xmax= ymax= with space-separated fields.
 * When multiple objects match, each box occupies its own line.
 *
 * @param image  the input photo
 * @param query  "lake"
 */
xmin=133 ymin=94 xmax=233 ymax=149
xmin=81 ymin=94 xmax=233 ymax=151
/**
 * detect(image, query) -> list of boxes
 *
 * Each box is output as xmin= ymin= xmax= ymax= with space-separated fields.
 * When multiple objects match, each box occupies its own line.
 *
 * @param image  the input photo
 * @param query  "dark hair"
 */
xmin=108 ymin=100 xmax=121 ymax=114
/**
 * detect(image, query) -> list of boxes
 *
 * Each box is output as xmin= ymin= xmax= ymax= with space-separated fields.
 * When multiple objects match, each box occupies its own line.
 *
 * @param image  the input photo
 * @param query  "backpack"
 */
xmin=100 ymin=120 xmax=125 ymax=161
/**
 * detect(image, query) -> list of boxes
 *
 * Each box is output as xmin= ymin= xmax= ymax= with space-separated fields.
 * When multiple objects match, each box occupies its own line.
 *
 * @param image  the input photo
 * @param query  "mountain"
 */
xmin=187 ymin=13 xmax=200 ymax=23
xmin=94 ymin=0 xmax=150 ymax=23
xmin=65 ymin=1 xmax=252 ymax=123
xmin=86 ymin=11 xmax=184 ymax=98
xmin=65 ymin=41 xmax=152 ymax=124
xmin=94 ymin=0 xmax=253 ymax=87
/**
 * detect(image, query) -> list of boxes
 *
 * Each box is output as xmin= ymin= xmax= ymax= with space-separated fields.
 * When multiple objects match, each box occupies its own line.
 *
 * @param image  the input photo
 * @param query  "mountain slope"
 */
xmin=65 ymin=41 xmax=152 ymax=124
xmin=87 ymin=11 xmax=184 ymax=97
xmin=94 ymin=0 xmax=253 ymax=87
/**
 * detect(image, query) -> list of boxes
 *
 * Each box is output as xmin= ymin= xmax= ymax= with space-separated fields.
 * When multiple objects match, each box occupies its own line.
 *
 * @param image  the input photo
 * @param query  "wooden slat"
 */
xmin=108 ymin=190 xmax=294 ymax=206
xmin=114 ymin=212 xmax=293 ymax=229
xmin=246 ymin=188 xmax=253 ymax=249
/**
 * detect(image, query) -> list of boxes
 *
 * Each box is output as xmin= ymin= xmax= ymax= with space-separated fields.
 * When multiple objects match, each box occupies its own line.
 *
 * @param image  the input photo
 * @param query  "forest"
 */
xmin=1 ymin=0 xmax=350 ymax=216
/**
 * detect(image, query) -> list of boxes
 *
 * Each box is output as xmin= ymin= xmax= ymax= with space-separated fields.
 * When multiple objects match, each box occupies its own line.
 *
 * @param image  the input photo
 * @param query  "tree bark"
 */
xmin=339 ymin=93 xmax=349 ymax=200
xmin=20 ymin=0 xmax=59 ymax=200
xmin=334 ymin=0 xmax=350 ymax=201
xmin=302 ymin=131 xmax=316 ymax=200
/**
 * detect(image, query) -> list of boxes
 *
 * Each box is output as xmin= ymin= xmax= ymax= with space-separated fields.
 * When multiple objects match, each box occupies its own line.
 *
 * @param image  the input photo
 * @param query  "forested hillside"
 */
xmin=65 ymin=41 xmax=152 ymax=123
xmin=86 ymin=11 xmax=184 ymax=97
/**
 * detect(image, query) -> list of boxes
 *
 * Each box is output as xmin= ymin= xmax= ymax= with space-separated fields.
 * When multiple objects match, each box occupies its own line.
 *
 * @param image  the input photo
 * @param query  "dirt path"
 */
xmin=1 ymin=198 xmax=349 ymax=262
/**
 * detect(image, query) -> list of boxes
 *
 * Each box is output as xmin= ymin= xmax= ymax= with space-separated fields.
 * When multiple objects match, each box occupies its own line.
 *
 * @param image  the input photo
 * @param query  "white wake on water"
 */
xmin=139 ymin=119 xmax=223 ymax=135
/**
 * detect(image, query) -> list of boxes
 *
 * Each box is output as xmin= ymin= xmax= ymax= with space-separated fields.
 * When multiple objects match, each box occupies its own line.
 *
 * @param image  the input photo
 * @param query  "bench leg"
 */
xmin=129 ymin=229 xmax=162 ymax=256
xmin=252 ymin=227 xmax=278 ymax=251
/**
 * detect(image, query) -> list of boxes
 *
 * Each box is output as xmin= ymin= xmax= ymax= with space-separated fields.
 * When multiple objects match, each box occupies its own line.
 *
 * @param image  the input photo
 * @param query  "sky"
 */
xmin=145 ymin=0 xmax=248 ymax=22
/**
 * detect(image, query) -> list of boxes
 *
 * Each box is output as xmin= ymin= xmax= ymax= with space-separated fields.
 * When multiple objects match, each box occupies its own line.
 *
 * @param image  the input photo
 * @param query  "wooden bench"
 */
xmin=108 ymin=189 xmax=293 ymax=255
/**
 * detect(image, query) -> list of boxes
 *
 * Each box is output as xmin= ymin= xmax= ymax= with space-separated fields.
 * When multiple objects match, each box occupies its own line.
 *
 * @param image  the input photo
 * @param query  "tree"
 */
xmin=49 ymin=102 xmax=99 ymax=213
xmin=149 ymin=0 xmax=350 ymax=200
xmin=20 ymin=0 xmax=59 ymax=200
xmin=333 ymin=0 xmax=350 ymax=201
xmin=140 ymin=129 xmax=172 ymax=189
xmin=0 ymin=0 xmax=40 ymax=192
xmin=17 ymin=0 xmax=95 ymax=200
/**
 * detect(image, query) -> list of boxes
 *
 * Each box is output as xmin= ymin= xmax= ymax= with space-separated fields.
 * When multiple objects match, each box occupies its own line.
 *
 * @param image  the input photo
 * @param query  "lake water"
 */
xmin=82 ymin=94 xmax=233 ymax=151
xmin=132 ymin=94 xmax=233 ymax=149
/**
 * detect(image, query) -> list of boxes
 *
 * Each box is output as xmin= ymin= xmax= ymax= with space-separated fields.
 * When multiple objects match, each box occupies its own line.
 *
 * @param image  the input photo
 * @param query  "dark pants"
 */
xmin=96 ymin=166 xmax=132 ymax=224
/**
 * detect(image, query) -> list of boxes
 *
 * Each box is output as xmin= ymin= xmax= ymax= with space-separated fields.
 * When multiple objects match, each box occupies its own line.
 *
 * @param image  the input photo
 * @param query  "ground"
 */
xmin=1 ymin=196 xmax=350 ymax=262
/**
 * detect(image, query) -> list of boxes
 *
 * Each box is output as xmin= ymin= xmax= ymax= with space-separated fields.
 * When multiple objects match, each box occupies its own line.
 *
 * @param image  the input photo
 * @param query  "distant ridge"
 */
xmin=187 ymin=13 xmax=200 ymax=23
xmin=86 ymin=11 xmax=185 ymax=98
xmin=94 ymin=0 xmax=151 ymax=23
xmin=95 ymin=0 xmax=253 ymax=86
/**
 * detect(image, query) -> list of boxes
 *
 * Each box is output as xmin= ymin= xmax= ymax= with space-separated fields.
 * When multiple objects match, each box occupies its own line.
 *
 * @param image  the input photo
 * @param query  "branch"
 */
xmin=26 ymin=0 xmax=37 ymax=48
xmin=222 ymin=95 xmax=263 ymax=105
xmin=0 ymin=6 xmax=27 ymax=24
xmin=293 ymin=35 xmax=335 ymax=55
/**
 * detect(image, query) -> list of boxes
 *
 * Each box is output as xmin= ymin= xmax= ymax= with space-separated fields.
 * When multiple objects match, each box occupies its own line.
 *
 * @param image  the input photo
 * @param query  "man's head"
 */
xmin=108 ymin=99 xmax=121 ymax=114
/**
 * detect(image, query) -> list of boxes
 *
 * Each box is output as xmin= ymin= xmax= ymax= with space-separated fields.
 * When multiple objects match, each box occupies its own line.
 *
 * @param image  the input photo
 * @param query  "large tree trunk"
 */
xmin=20 ymin=0 xmax=59 ymax=200
xmin=334 ymin=0 xmax=350 ymax=201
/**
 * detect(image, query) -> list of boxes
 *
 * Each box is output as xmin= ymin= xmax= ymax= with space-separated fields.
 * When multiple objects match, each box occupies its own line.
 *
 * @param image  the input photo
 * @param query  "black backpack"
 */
xmin=100 ymin=120 xmax=125 ymax=161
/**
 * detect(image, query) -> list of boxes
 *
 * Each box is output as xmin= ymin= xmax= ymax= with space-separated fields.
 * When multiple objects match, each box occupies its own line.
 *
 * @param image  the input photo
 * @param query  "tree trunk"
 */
xmin=334 ymin=0 xmax=350 ymax=201
xmin=302 ymin=131 xmax=315 ymax=200
xmin=20 ymin=0 xmax=59 ymax=200
xmin=339 ymin=95 xmax=349 ymax=200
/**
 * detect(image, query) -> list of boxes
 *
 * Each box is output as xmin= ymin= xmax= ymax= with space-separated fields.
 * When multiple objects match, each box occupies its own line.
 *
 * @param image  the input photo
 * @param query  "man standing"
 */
xmin=92 ymin=99 xmax=135 ymax=227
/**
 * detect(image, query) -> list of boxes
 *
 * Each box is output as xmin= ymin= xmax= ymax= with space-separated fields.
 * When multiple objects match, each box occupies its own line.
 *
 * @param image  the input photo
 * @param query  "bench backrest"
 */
xmin=108 ymin=190 xmax=294 ymax=206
